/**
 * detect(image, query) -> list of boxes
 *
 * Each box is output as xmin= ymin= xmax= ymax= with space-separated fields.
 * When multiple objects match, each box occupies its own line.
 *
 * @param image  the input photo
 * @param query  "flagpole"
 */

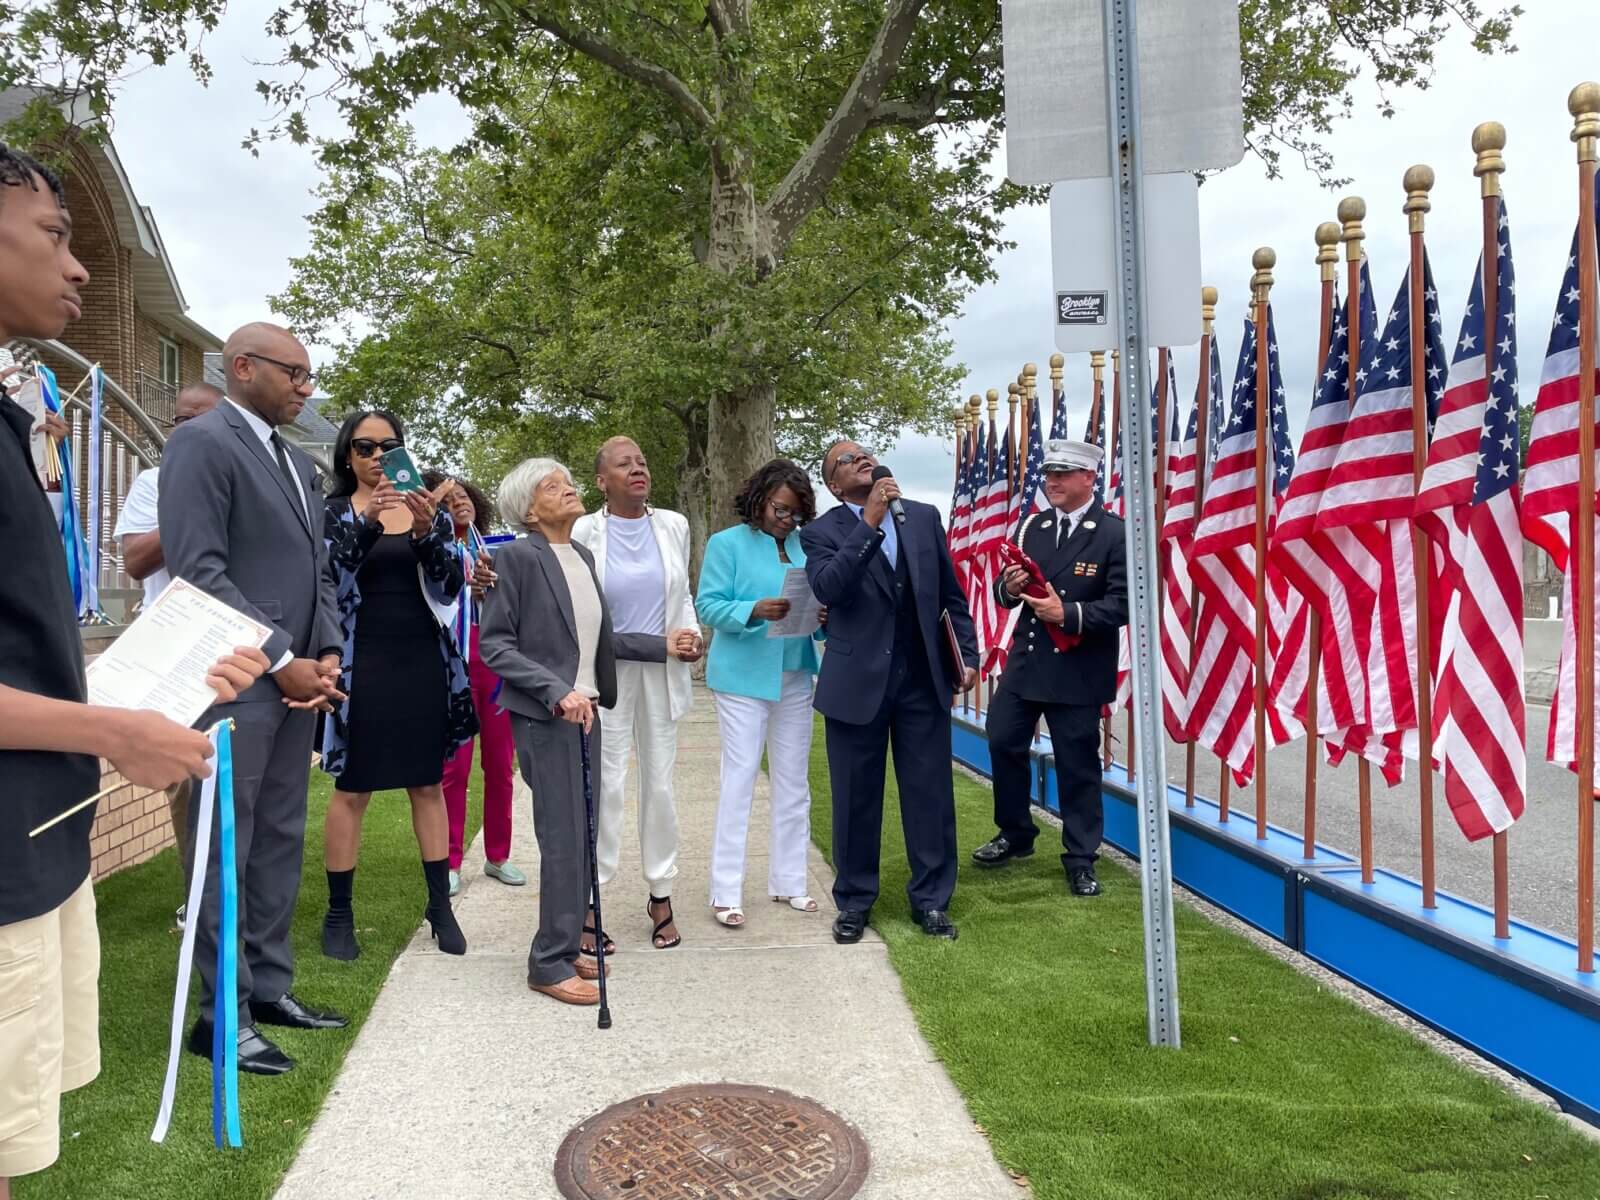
xmin=1154 ymin=344 xmax=1170 ymax=784
xmin=1404 ymin=164 xmax=1440 ymax=909
xmin=1303 ymin=222 xmax=1341 ymax=859
xmin=1570 ymin=82 xmax=1598 ymax=974
xmin=1472 ymin=121 xmax=1513 ymax=940
xmin=1024 ymin=361 xmax=1039 ymax=445
xmin=1091 ymin=351 xmax=1114 ymax=771
xmin=1340 ymin=195 xmax=1376 ymax=886
xmin=957 ymin=402 xmax=971 ymax=716
xmin=1008 ymin=381 xmax=1022 ymax=497
xmin=1184 ymin=287 xmax=1217 ymax=809
xmin=1252 ymin=248 xmax=1276 ymax=842
xmin=1049 ymin=353 xmax=1064 ymax=433
xmin=1113 ymin=349 xmax=1135 ymax=780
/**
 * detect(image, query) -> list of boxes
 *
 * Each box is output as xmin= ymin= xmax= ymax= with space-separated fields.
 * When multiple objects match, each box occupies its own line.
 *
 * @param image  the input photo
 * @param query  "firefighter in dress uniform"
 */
xmin=970 ymin=438 xmax=1129 ymax=896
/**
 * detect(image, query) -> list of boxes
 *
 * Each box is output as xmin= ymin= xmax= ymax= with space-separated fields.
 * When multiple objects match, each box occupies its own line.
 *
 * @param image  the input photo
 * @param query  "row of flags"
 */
xmin=947 ymin=183 xmax=1600 ymax=851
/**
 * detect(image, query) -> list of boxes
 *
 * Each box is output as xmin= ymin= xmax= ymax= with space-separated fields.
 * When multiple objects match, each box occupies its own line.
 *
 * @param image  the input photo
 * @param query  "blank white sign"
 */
xmin=1049 ymin=173 xmax=1203 ymax=352
xmin=1003 ymin=0 xmax=1244 ymax=185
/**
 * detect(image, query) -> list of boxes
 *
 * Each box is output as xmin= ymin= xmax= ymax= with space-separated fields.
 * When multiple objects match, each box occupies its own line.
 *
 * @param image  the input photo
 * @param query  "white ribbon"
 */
xmin=150 ymin=735 xmax=218 ymax=1144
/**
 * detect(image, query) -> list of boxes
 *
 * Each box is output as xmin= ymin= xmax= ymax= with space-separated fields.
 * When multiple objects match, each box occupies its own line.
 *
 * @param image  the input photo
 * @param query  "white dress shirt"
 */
xmin=113 ymin=467 xmax=168 ymax=608
xmin=227 ymin=398 xmax=309 ymax=671
xmin=1054 ymin=498 xmax=1095 ymax=546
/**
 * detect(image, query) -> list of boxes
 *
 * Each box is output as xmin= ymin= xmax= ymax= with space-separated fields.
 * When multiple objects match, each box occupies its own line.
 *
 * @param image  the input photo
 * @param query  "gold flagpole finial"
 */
xmin=1007 ymin=381 xmax=1021 ymax=418
xmin=1201 ymin=285 xmax=1218 ymax=334
xmin=1570 ymin=83 xmax=1600 ymax=163
xmin=1023 ymin=362 xmax=1038 ymax=407
xmin=986 ymin=388 xmax=1000 ymax=417
xmin=1473 ymin=122 xmax=1507 ymax=197
xmin=1090 ymin=350 xmax=1105 ymax=381
xmin=1251 ymin=247 xmax=1276 ymax=302
xmin=1403 ymin=165 xmax=1435 ymax=234
xmin=1110 ymin=348 xmax=1120 ymax=367
xmin=1049 ymin=352 xmax=1064 ymax=390
xmin=1338 ymin=196 xmax=1366 ymax=262
xmin=1315 ymin=223 xmax=1341 ymax=283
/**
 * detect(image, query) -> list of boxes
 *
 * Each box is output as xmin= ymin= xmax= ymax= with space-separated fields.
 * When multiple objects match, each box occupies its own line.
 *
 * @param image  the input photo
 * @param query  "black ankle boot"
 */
xmin=322 ymin=867 xmax=359 ymax=961
xmin=422 ymin=858 xmax=467 ymax=955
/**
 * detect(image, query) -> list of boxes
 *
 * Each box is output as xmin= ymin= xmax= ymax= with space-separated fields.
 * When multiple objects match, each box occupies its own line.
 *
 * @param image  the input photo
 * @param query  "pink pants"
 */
xmin=442 ymin=625 xmax=515 ymax=869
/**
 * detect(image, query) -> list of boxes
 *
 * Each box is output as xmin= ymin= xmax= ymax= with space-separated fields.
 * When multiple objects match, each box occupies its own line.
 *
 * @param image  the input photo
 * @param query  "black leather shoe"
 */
xmin=1067 ymin=867 xmax=1102 ymax=897
xmin=971 ymin=835 xmax=1035 ymax=868
xmin=187 ymin=1021 xmax=295 ymax=1076
xmin=910 ymin=908 xmax=959 ymax=939
xmin=832 ymin=910 xmax=870 ymax=944
xmin=249 ymin=993 xmax=349 ymax=1030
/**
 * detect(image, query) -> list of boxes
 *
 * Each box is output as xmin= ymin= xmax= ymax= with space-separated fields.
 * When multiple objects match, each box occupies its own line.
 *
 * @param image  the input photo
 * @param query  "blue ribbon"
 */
xmin=37 ymin=365 xmax=90 ymax=617
xmin=210 ymin=722 xmax=242 ymax=1149
xmin=84 ymin=368 xmax=103 ymax=615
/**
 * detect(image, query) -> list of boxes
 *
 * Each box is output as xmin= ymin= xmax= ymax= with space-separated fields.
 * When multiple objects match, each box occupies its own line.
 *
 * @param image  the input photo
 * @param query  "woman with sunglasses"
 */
xmin=421 ymin=469 xmax=521 ymax=897
xmin=317 ymin=411 xmax=477 ymax=960
xmin=695 ymin=460 xmax=825 ymax=928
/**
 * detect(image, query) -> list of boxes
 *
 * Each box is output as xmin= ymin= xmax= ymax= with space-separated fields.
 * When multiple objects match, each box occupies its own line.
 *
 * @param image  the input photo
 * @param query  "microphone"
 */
xmin=870 ymin=464 xmax=907 ymax=526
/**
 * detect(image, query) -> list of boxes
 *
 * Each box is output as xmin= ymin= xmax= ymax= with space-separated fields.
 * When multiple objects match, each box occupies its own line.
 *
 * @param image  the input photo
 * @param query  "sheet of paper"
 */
xmin=765 ymin=567 xmax=822 ymax=638
xmin=86 ymin=578 xmax=272 ymax=728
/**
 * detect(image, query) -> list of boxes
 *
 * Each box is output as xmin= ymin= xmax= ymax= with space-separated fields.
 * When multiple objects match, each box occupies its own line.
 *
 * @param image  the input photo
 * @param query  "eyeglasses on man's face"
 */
xmin=351 ymin=437 xmax=403 ymax=458
xmin=243 ymin=352 xmax=317 ymax=390
xmin=827 ymin=449 xmax=874 ymax=480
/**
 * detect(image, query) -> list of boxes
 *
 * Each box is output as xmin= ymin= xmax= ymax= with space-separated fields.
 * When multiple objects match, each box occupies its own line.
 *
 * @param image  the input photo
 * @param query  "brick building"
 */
xmin=1 ymin=89 xmax=223 ymax=425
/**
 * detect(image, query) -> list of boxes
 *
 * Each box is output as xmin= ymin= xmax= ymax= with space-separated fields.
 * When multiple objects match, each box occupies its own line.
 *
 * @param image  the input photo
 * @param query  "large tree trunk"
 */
xmin=707 ymin=378 xmax=777 ymax=536
xmin=677 ymin=401 xmax=711 ymax=585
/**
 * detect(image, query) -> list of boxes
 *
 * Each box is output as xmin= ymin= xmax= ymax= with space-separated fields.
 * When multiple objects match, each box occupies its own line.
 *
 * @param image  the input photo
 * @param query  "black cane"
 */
xmin=579 ymin=726 xmax=611 ymax=1029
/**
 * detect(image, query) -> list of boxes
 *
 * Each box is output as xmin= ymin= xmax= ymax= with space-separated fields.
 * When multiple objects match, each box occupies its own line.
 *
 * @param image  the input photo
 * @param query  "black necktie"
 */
xmin=270 ymin=431 xmax=305 ymax=522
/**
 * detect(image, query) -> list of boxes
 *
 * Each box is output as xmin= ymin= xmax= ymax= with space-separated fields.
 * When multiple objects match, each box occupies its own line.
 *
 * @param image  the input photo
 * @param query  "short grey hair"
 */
xmin=497 ymin=457 xmax=574 ymax=532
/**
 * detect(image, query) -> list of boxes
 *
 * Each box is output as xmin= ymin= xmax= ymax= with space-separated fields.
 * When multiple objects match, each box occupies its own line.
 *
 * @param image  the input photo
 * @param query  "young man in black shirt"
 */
xmin=0 ymin=145 xmax=269 ymax=1196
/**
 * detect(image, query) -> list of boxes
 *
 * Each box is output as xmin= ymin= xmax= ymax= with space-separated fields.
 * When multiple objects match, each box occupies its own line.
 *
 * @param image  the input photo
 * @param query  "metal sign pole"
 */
xmin=1102 ymin=0 xmax=1181 ymax=1047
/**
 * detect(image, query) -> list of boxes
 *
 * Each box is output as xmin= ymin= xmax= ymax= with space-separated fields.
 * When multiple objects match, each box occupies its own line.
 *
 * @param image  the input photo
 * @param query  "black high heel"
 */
xmin=321 ymin=910 xmax=360 ymax=961
xmin=648 ymin=894 xmax=681 ymax=950
xmin=422 ymin=858 xmax=467 ymax=956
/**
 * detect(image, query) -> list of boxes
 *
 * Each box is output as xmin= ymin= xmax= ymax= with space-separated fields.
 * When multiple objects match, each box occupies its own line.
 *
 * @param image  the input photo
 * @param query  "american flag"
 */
xmin=1269 ymin=265 xmax=1378 ymax=748
xmin=973 ymin=415 xmax=1013 ymax=658
xmin=1316 ymin=259 xmax=1450 ymax=781
xmin=990 ymin=397 xmax=1049 ymax=674
xmin=952 ymin=420 xmax=985 ymax=602
xmin=1522 ymin=183 xmax=1600 ymax=770
xmin=1186 ymin=311 xmax=1301 ymax=785
xmin=1156 ymin=355 xmax=1192 ymax=741
xmin=1415 ymin=203 xmax=1524 ymax=838
xmin=1086 ymin=381 xmax=1108 ymax=500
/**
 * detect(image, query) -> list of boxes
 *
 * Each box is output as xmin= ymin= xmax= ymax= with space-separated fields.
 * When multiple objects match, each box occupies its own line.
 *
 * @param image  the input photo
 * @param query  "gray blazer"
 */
xmin=480 ymin=531 xmax=618 ymax=720
xmin=158 ymin=400 xmax=342 ymax=702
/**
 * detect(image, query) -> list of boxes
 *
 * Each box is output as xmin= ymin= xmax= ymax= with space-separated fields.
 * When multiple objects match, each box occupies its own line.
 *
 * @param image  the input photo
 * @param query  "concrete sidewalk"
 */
xmin=275 ymin=689 xmax=1019 ymax=1199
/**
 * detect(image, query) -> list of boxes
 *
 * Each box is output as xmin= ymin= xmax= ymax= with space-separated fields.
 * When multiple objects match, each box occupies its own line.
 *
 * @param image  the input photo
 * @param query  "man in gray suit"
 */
xmin=159 ymin=322 xmax=348 ymax=1075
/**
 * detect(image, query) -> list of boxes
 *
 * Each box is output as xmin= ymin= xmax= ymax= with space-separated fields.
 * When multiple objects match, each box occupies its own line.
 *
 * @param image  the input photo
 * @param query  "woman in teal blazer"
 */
xmin=697 ymin=460 xmax=823 ymax=928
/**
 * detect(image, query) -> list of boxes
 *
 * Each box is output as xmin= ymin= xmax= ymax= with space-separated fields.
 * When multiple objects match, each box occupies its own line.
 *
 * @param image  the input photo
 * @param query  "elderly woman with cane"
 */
xmin=481 ymin=458 xmax=618 ymax=1007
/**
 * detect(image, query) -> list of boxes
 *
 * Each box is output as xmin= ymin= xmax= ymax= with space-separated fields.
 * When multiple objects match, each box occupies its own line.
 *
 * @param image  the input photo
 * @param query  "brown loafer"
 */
xmin=529 ymin=976 xmax=599 ymax=1006
xmin=573 ymin=954 xmax=609 ymax=981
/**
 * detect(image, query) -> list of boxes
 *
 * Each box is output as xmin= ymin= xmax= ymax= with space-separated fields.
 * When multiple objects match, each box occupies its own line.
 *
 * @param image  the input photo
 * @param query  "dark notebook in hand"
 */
xmin=938 ymin=609 xmax=966 ymax=687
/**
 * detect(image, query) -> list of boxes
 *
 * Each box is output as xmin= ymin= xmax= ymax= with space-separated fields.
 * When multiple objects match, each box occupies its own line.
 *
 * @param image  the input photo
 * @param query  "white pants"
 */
xmin=709 ymin=672 xmax=815 ymax=908
xmin=597 ymin=660 xmax=681 ymax=895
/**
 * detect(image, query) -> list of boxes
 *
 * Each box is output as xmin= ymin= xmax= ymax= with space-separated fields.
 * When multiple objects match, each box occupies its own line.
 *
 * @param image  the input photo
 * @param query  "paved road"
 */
xmin=1149 ymin=700 xmax=1595 ymax=944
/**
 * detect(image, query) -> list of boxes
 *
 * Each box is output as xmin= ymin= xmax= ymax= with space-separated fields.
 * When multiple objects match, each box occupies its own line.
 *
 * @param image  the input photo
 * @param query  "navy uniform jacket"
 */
xmin=801 ymin=498 xmax=978 ymax=726
xmin=993 ymin=501 xmax=1128 ymax=706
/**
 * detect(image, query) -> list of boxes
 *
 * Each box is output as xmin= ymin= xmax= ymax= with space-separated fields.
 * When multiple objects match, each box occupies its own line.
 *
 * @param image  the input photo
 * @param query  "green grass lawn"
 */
xmin=808 ymin=736 xmax=1600 ymax=1200
xmin=16 ymin=771 xmax=481 ymax=1200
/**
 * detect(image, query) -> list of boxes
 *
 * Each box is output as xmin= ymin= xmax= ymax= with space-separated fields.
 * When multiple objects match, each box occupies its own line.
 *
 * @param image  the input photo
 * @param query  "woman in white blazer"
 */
xmin=573 ymin=436 xmax=702 ymax=950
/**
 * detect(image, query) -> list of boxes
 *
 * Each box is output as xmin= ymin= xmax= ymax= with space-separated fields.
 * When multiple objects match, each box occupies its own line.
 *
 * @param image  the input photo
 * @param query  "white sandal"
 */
xmin=773 ymin=895 xmax=819 ymax=913
xmin=713 ymin=906 xmax=745 ymax=927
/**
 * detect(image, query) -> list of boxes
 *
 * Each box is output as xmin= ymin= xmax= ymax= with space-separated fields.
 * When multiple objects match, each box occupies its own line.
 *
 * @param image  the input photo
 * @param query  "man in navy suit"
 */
xmin=802 ymin=441 xmax=978 ymax=943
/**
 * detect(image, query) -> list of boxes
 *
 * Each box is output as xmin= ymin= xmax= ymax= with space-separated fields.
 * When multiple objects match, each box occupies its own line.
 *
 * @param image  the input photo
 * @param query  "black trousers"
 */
xmin=985 ymin=685 xmax=1103 ymax=870
xmin=824 ymin=653 xmax=956 ymax=913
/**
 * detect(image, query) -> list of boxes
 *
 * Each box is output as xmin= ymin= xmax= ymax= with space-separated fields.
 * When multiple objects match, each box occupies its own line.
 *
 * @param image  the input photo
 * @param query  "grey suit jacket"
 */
xmin=157 ymin=401 xmax=342 ymax=703
xmin=480 ymin=531 xmax=618 ymax=720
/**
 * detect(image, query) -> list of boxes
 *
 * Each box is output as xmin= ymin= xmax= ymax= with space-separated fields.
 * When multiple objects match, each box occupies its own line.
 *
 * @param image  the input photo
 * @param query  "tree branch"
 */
xmin=462 ymin=332 xmax=523 ymax=366
xmin=763 ymin=0 xmax=931 ymax=251
xmin=522 ymin=6 xmax=713 ymax=131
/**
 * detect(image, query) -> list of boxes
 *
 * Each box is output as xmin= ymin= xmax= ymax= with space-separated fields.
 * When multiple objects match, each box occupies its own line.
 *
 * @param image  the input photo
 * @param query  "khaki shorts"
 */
xmin=0 ymin=877 xmax=100 ymax=1179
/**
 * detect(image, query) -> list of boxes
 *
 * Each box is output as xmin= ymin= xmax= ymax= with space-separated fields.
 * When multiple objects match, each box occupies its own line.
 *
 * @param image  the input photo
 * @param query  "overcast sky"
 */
xmin=100 ymin=0 xmax=1592 ymax=513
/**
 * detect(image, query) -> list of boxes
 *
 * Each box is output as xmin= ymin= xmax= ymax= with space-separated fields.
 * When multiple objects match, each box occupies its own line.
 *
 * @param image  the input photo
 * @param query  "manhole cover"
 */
xmin=553 ymin=1083 xmax=870 ymax=1200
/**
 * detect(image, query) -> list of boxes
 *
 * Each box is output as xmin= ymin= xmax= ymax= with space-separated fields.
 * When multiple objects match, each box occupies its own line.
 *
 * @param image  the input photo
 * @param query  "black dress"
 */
xmin=336 ymin=531 xmax=449 ymax=792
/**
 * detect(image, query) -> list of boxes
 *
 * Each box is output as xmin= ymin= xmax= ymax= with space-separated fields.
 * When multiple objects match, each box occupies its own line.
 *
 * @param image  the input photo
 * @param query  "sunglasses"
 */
xmin=351 ymin=437 xmax=403 ymax=458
